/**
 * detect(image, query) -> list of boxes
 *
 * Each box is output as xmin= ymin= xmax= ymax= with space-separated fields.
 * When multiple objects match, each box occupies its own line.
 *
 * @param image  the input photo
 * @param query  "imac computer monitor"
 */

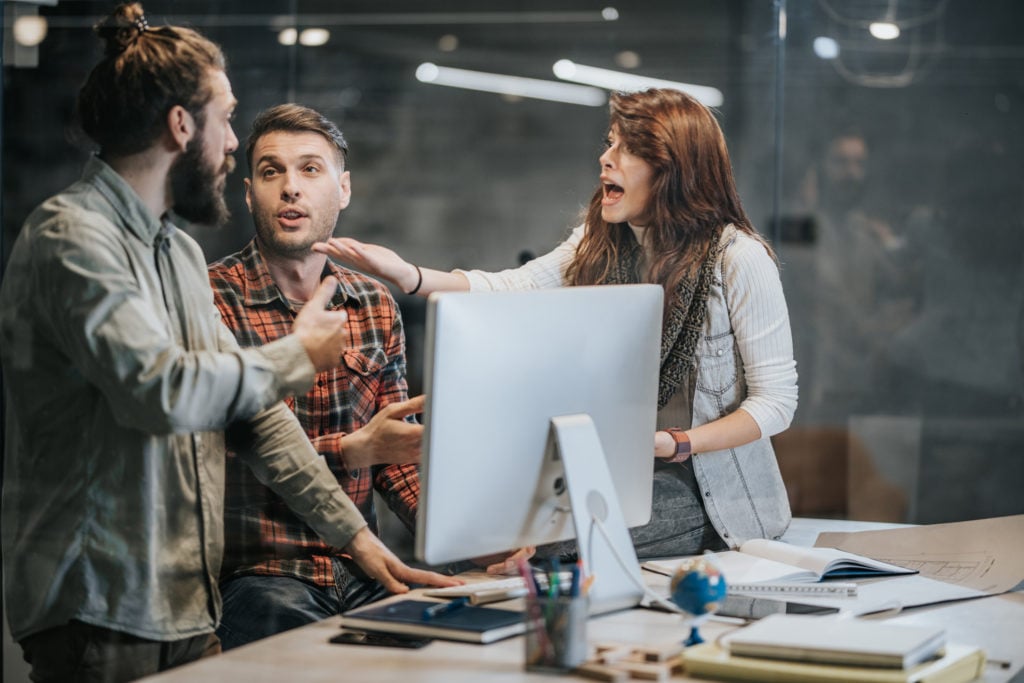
xmin=416 ymin=284 xmax=662 ymax=614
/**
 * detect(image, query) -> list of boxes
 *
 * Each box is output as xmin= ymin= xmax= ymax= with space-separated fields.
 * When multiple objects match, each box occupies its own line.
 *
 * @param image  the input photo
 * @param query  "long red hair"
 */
xmin=566 ymin=89 xmax=770 ymax=302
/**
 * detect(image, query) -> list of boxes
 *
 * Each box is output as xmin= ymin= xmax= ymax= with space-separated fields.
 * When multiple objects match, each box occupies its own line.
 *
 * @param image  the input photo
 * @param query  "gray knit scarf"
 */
xmin=604 ymin=229 xmax=723 ymax=409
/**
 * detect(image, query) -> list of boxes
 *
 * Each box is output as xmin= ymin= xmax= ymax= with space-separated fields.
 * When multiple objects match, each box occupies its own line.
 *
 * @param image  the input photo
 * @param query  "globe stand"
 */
xmin=669 ymin=557 xmax=727 ymax=649
xmin=683 ymin=614 xmax=711 ymax=646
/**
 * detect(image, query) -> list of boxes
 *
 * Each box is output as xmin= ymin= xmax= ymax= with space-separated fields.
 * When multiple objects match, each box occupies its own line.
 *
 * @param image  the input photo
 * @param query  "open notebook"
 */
xmin=643 ymin=539 xmax=916 ymax=586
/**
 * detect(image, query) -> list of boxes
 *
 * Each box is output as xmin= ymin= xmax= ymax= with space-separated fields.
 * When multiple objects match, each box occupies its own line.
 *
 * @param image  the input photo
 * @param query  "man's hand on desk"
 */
xmin=345 ymin=527 xmax=462 ymax=593
xmin=472 ymin=547 xmax=537 ymax=576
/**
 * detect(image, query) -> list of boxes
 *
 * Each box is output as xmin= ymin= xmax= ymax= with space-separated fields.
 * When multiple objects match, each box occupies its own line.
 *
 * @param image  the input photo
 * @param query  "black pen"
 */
xmin=422 ymin=597 xmax=469 ymax=620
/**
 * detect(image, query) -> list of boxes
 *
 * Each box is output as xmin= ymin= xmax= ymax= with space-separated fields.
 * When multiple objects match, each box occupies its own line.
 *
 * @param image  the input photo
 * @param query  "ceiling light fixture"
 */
xmin=415 ymin=63 xmax=606 ymax=107
xmin=13 ymin=15 xmax=48 ymax=47
xmin=552 ymin=60 xmax=723 ymax=107
xmin=277 ymin=27 xmax=297 ymax=46
xmin=438 ymin=34 xmax=459 ymax=52
xmin=615 ymin=50 xmax=641 ymax=69
xmin=299 ymin=28 xmax=330 ymax=46
xmin=813 ymin=36 xmax=840 ymax=59
xmin=868 ymin=21 xmax=900 ymax=40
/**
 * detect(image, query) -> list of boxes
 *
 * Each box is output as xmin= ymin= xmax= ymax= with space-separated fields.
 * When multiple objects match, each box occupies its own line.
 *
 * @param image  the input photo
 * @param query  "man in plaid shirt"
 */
xmin=208 ymin=104 xmax=441 ymax=649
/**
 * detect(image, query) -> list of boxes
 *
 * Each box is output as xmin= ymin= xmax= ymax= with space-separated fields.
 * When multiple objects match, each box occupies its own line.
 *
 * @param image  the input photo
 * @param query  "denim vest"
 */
xmin=657 ymin=226 xmax=792 ymax=548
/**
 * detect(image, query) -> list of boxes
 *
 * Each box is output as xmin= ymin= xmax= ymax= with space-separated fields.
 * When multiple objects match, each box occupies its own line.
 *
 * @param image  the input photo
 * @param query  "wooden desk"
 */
xmin=141 ymin=519 xmax=1024 ymax=682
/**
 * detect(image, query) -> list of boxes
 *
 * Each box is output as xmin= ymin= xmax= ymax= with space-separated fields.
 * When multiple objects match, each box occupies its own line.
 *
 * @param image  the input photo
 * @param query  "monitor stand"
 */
xmin=545 ymin=414 xmax=645 ymax=615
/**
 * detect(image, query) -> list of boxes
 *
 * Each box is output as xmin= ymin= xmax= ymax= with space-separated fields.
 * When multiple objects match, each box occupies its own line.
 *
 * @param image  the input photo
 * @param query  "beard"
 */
xmin=252 ymin=204 xmax=338 ymax=259
xmin=169 ymin=130 xmax=235 ymax=227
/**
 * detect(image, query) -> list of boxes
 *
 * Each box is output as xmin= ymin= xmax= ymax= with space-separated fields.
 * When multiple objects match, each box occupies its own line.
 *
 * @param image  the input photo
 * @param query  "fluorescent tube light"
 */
xmin=299 ymin=28 xmax=330 ymax=46
xmin=869 ymin=22 xmax=900 ymax=40
xmin=277 ymin=28 xmax=297 ymax=46
xmin=552 ymin=59 xmax=723 ymax=108
xmin=415 ymin=63 xmax=606 ymax=107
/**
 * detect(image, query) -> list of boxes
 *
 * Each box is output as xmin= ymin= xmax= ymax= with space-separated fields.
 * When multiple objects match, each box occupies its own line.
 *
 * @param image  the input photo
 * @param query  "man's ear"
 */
xmin=243 ymin=177 xmax=253 ymax=213
xmin=166 ymin=105 xmax=195 ymax=152
xmin=338 ymin=170 xmax=352 ymax=211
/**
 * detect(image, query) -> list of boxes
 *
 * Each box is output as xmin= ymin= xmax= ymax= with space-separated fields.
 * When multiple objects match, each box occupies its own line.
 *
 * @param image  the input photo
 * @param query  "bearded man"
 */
xmin=0 ymin=7 xmax=453 ymax=681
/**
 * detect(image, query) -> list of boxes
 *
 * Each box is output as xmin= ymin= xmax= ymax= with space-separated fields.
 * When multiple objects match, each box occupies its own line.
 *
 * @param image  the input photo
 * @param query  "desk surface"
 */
xmin=141 ymin=519 xmax=1024 ymax=683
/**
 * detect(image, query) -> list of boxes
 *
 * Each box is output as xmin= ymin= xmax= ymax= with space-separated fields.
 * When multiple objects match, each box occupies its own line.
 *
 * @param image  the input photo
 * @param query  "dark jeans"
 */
xmin=19 ymin=620 xmax=220 ymax=683
xmin=534 ymin=459 xmax=726 ymax=563
xmin=629 ymin=459 xmax=727 ymax=559
xmin=216 ymin=558 xmax=389 ymax=650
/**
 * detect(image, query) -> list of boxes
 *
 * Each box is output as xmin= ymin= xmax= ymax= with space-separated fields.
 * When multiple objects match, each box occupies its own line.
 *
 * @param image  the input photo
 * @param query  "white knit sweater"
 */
xmin=458 ymin=224 xmax=798 ymax=437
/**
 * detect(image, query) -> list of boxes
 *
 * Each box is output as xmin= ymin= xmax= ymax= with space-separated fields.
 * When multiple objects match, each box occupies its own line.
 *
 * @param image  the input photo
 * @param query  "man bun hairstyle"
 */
xmin=76 ymin=2 xmax=226 ymax=157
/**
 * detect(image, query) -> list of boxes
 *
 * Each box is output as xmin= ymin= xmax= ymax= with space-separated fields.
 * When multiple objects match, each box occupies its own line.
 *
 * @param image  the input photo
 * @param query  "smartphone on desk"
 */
xmin=330 ymin=630 xmax=434 ymax=649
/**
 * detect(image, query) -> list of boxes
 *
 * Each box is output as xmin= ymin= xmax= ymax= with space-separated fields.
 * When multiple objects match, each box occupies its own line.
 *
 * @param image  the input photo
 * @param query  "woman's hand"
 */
xmin=470 ymin=547 xmax=537 ymax=575
xmin=314 ymin=237 xmax=419 ymax=292
xmin=314 ymin=237 xmax=472 ymax=297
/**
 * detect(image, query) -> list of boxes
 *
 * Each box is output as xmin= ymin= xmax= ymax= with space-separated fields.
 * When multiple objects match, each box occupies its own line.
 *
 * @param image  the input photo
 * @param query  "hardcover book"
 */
xmin=684 ymin=641 xmax=984 ymax=683
xmin=721 ymin=614 xmax=946 ymax=669
xmin=340 ymin=599 xmax=526 ymax=644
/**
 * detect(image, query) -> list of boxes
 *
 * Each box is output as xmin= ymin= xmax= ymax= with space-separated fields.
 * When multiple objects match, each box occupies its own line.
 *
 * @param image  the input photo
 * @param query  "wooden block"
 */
xmin=631 ymin=641 xmax=684 ymax=662
xmin=610 ymin=659 xmax=670 ymax=681
xmin=665 ymin=655 xmax=685 ymax=675
xmin=594 ymin=642 xmax=626 ymax=653
xmin=573 ymin=661 xmax=629 ymax=682
xmin=596 ymin=646 xmax=633 ymax=664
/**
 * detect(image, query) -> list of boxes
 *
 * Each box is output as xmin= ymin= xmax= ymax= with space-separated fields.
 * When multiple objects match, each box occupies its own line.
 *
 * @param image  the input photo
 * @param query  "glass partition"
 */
xmin=775 ymin=0 xmax=1024 ymax=524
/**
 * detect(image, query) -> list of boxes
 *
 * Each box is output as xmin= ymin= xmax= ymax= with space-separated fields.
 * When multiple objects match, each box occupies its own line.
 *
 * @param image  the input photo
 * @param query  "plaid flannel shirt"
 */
xmin=209 ymin=239 xmax=418 ymax=586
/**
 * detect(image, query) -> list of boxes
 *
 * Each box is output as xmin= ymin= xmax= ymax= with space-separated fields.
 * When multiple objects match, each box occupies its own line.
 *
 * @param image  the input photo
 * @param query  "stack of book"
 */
xmin=684 ymin=614 xmax=986 ymax=683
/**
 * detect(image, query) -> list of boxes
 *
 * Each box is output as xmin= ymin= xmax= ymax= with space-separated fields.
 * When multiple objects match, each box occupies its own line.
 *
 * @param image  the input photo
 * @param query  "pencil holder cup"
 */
xmin=523 ymin=594 xmax=588 ymax=673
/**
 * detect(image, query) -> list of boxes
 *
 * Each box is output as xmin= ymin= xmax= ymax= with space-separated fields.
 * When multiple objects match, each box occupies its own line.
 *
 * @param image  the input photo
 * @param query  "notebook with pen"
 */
xmin=340 ymin=599 xmax=526 ymax=644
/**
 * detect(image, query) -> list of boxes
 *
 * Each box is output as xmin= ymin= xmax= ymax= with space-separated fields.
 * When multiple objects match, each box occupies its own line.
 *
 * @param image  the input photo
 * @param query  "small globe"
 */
xmin=669 ymin=557 xmax=728 ymax=645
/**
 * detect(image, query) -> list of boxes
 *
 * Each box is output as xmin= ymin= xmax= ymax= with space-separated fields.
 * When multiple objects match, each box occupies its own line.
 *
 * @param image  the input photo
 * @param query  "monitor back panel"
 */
xmin=417 ymin=284 xmax=662 ymax=565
